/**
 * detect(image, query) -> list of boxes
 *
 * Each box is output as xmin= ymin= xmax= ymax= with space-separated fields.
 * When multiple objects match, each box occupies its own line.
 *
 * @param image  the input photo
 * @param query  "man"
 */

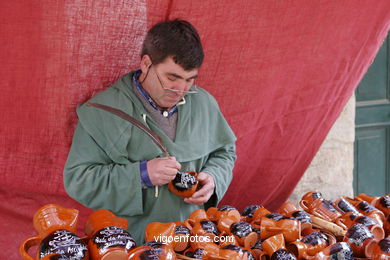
xmin=63 ymin=19 xmax=236 ymax=244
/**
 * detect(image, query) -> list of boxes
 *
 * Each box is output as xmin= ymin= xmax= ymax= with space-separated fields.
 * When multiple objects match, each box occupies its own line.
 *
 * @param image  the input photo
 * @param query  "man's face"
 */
xmin=142 ymin=56 xmax=198 ymax=109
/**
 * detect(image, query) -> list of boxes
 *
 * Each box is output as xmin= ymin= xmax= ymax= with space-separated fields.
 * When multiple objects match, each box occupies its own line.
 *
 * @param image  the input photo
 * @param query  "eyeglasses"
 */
xmin=152 ymin=65 xmax=198 ymax=95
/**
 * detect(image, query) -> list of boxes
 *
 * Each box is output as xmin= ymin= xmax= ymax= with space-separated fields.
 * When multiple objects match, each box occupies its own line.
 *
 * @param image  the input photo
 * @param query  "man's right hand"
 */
xmin=147 ymin=157 xmax=181 ymax=186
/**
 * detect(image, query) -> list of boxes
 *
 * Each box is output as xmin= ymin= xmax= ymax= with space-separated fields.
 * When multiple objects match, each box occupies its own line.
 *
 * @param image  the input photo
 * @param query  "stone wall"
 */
xmin=289 ymin=95 xmax=355 ymax=204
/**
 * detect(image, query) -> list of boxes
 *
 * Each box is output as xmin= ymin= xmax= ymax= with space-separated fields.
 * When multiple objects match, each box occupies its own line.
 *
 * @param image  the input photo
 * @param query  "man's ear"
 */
xmin=140 ymin=55 xmax=152 ymax=72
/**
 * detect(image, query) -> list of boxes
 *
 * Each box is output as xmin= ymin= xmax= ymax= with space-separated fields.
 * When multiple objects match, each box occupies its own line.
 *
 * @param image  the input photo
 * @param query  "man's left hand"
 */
xmin=184 ymin=172 xmax=215 ymax=205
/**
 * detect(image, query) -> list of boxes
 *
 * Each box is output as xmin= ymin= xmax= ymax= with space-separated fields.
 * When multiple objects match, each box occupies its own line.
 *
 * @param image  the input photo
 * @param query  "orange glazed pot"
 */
xmin=128 ymin=243 xmax=177 ymax=260
xmin=85 ymin=209 xmax=136 ymax=260
xmin=20 ymin=204 xmax=88 ymax=260
xmin=168 ymin=171 xmax=199 ymax=198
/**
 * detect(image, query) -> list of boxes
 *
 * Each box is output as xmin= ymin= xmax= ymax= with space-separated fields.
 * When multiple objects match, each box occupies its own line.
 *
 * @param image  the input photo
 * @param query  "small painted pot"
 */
xmin=241 ymin=205 xmax=263 ymax=223
xmin=219 ymin=244 xmax=254 ymax=260
xmin=168 ymin=171 xmax=199 ymax=198
xmin=262 ymin=233 xmax=286 ymax=257
xmin=144 ymin=222 xmax=176 ymax=246
xmin=172 ymin=221 xmax=191 ymax=252
xmin=278 ymin=201 xmax=312 ymax=232
xmin=127 ymin=243 xmax=176 ymax=260
xmin=334 ymin=197 xmax=360 ymax=215
xmin=374 ymin=195 xmax=390 ymax=217
xmin=191 ymin=242 xmax=221 ymax=259
xmin=260 ymin=217 xmax=301 ymax=243
xmin=217 ymin=215 xmax=237 ymax=236
xmin=250 ymin=240 xmax=268 ymax=260
xmin=354 ymin=200 xmax=385 ymax=227
xmin=365 ymin=237 xmax=390 ymax=260
xmin=336 ymin=212 xmax=384 ymax=240
xmin=187 ymin=219 xmax=219 ymax=250
xmin=20 ymin=204 xmax=88 ymax=260
xmin=355 ymin=193 xmax=379 ymax=204
xmin=384 ymin=215 xmax=390 ymax=236
xmin=216 ymin=205 xmax=241 ymax=222
xmin=270 ymin=248 xmax=297 ymax=260
xmin=251 ymin=207 xmax=272 ymax=227
xmin=277 ymin=201 xmax=301 ymax=216
xmin=85 ymin=209 xmax=136 ymax=260
xmin=301 ymin=198 xmax=341 ymax=222
xmin=299 ymin=191 xmax=324 ymax=210
xmin=343 ymin=223 xmax=374 ymax=258
xmin=287 ymin=232 xmax=329 ymax=259
xmin=230 ymin=221 xmax=258 ymax=248
xmin=312 ymin=242 xmax=354 ymax=260
xmin=186 ymin=209 xmax=209 ymax=226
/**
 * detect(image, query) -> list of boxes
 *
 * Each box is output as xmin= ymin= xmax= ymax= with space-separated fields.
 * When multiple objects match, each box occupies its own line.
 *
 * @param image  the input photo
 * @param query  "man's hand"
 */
xmin=184 ymin=172 xmax=215 ymax=205
xmin=147 ymin=157 xmax=181 ymax=186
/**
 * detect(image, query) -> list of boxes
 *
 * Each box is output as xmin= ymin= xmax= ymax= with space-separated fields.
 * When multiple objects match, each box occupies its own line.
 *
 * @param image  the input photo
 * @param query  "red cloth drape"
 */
xmin=1 ymin=1 xmax=389 ymax=258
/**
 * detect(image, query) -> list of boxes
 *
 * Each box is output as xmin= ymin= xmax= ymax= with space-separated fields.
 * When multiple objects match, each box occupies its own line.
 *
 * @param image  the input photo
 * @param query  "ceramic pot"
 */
xmin=127 ymin=243 xmax=176 ymax=260
xmin=171 ymin=221 xmax=191 ymax=252
xmin=215 ymin=205 xmax=241 ymax=222
xmin=260 ymin=217 xmax=301 ymax=243
xmin=277 ymin=201 xmax=312 ymax=233
xmin=270 ymin=249 xmax=296 ymax=260
xmin=191 ymin=242 xmax=221 ymax=259
xmin=374 ymin=195 xmax=390 ymax=217
xmin=168 ymin=171 xmax=199 ymax=198
xmin=144 ymin=222 xmax=176 ymax=246
xmin=277 ymin=201 xmax=301 ymax=216
xmin=301 ymin=198 xmax=341 ymax=222
xmin=251 ymin=240 xmax=268 ymax=260
xmin=312 ymin=242 xmax=354 ymax=260
xmin=336 ymin=212 xmax=384 ymax=240
xmin=217 ymin=215 xmax=237 ymax=236
xmin=185 ymin=209 xmax=209 ymax=227
xmin=219 ymin=244 xmax=254 ymax=260
xmin=299 ymin=191 xmax=323 ymax=210
xmin=20 ymin=204 xmax=88 ymax=260
xmin=251 ymin=207 xmax=272 ymax=227
xmin=343 ymin=223 xmax=374 ymax=258
xmin=354 ymin=200 xmax=385 ymax=227
xmin=365 ymin=237 xmax=390 ymax=260
xmin=241 ymin=205 xmax=263 ymax=223
xmin=355 ymin=193 xmax=379 ymax=204
xmin=85 ymin=209 xmax=136 ymax=260
xmin=287 ymin=232 xmax=329 ymax=259
xmin=230 ymin=221 xmax=258 ymax=248
xmin=334 ymin=197 xmax=360 ymax=215
xmin=262 ymin=233 xmax=286 ymax=257
xmin=384 ymin=215 xmax=390 ymax=236
xmin=187 ymin=219 xmax=219 ymax=250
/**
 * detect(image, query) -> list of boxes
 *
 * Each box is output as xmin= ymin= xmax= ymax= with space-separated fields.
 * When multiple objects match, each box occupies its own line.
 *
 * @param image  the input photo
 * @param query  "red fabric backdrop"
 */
xmin=1 ymin=1 xmax=389 ymax=258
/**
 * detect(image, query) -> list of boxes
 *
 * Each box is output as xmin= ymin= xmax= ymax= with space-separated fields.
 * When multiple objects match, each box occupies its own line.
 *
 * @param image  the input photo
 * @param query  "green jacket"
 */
xmin=63 ymin=71 xmax=237 ymax=244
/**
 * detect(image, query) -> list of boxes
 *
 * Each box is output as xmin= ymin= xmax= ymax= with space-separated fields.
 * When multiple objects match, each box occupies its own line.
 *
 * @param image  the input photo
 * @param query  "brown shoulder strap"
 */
xmin=86 ymin=102 xmax=169 ymax=157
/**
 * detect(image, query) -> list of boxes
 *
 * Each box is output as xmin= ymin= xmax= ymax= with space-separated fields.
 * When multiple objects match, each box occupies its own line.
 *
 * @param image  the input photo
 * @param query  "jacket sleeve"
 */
xmin=201 ymin=142 xmax=236 ymax=205
xmin=63 ymin=122 xmax=144 ymax=216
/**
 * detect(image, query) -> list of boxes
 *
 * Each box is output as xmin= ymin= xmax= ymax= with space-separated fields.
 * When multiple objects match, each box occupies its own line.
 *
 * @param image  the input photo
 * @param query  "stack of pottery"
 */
xmin=21 ymin=192 xmax=390 ymax=260
xmin=145 ymin=201 xmax=339 ymax=260
xmin=297 ymin=191 xmax=390 ymax=259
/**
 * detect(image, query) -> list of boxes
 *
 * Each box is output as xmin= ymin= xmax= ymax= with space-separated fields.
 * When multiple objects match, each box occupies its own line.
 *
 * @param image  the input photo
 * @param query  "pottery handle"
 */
xmin=183 ymin=219 xmax=194 ymax=230
xmin=299 ymin=200 xmax=309 ymax=211
xmin=20 ymin=236 xmax=40 ymax=260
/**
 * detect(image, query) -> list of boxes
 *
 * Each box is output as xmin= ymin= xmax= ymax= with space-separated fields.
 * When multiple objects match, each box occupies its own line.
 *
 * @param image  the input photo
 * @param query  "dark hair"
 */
xmin=141 ymin=19 xmax=204 ymax=70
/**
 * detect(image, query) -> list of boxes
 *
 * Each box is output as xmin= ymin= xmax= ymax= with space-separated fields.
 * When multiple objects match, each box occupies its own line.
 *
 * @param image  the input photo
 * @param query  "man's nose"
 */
xmin=173 ymin=80 xmax=190 ymax=91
